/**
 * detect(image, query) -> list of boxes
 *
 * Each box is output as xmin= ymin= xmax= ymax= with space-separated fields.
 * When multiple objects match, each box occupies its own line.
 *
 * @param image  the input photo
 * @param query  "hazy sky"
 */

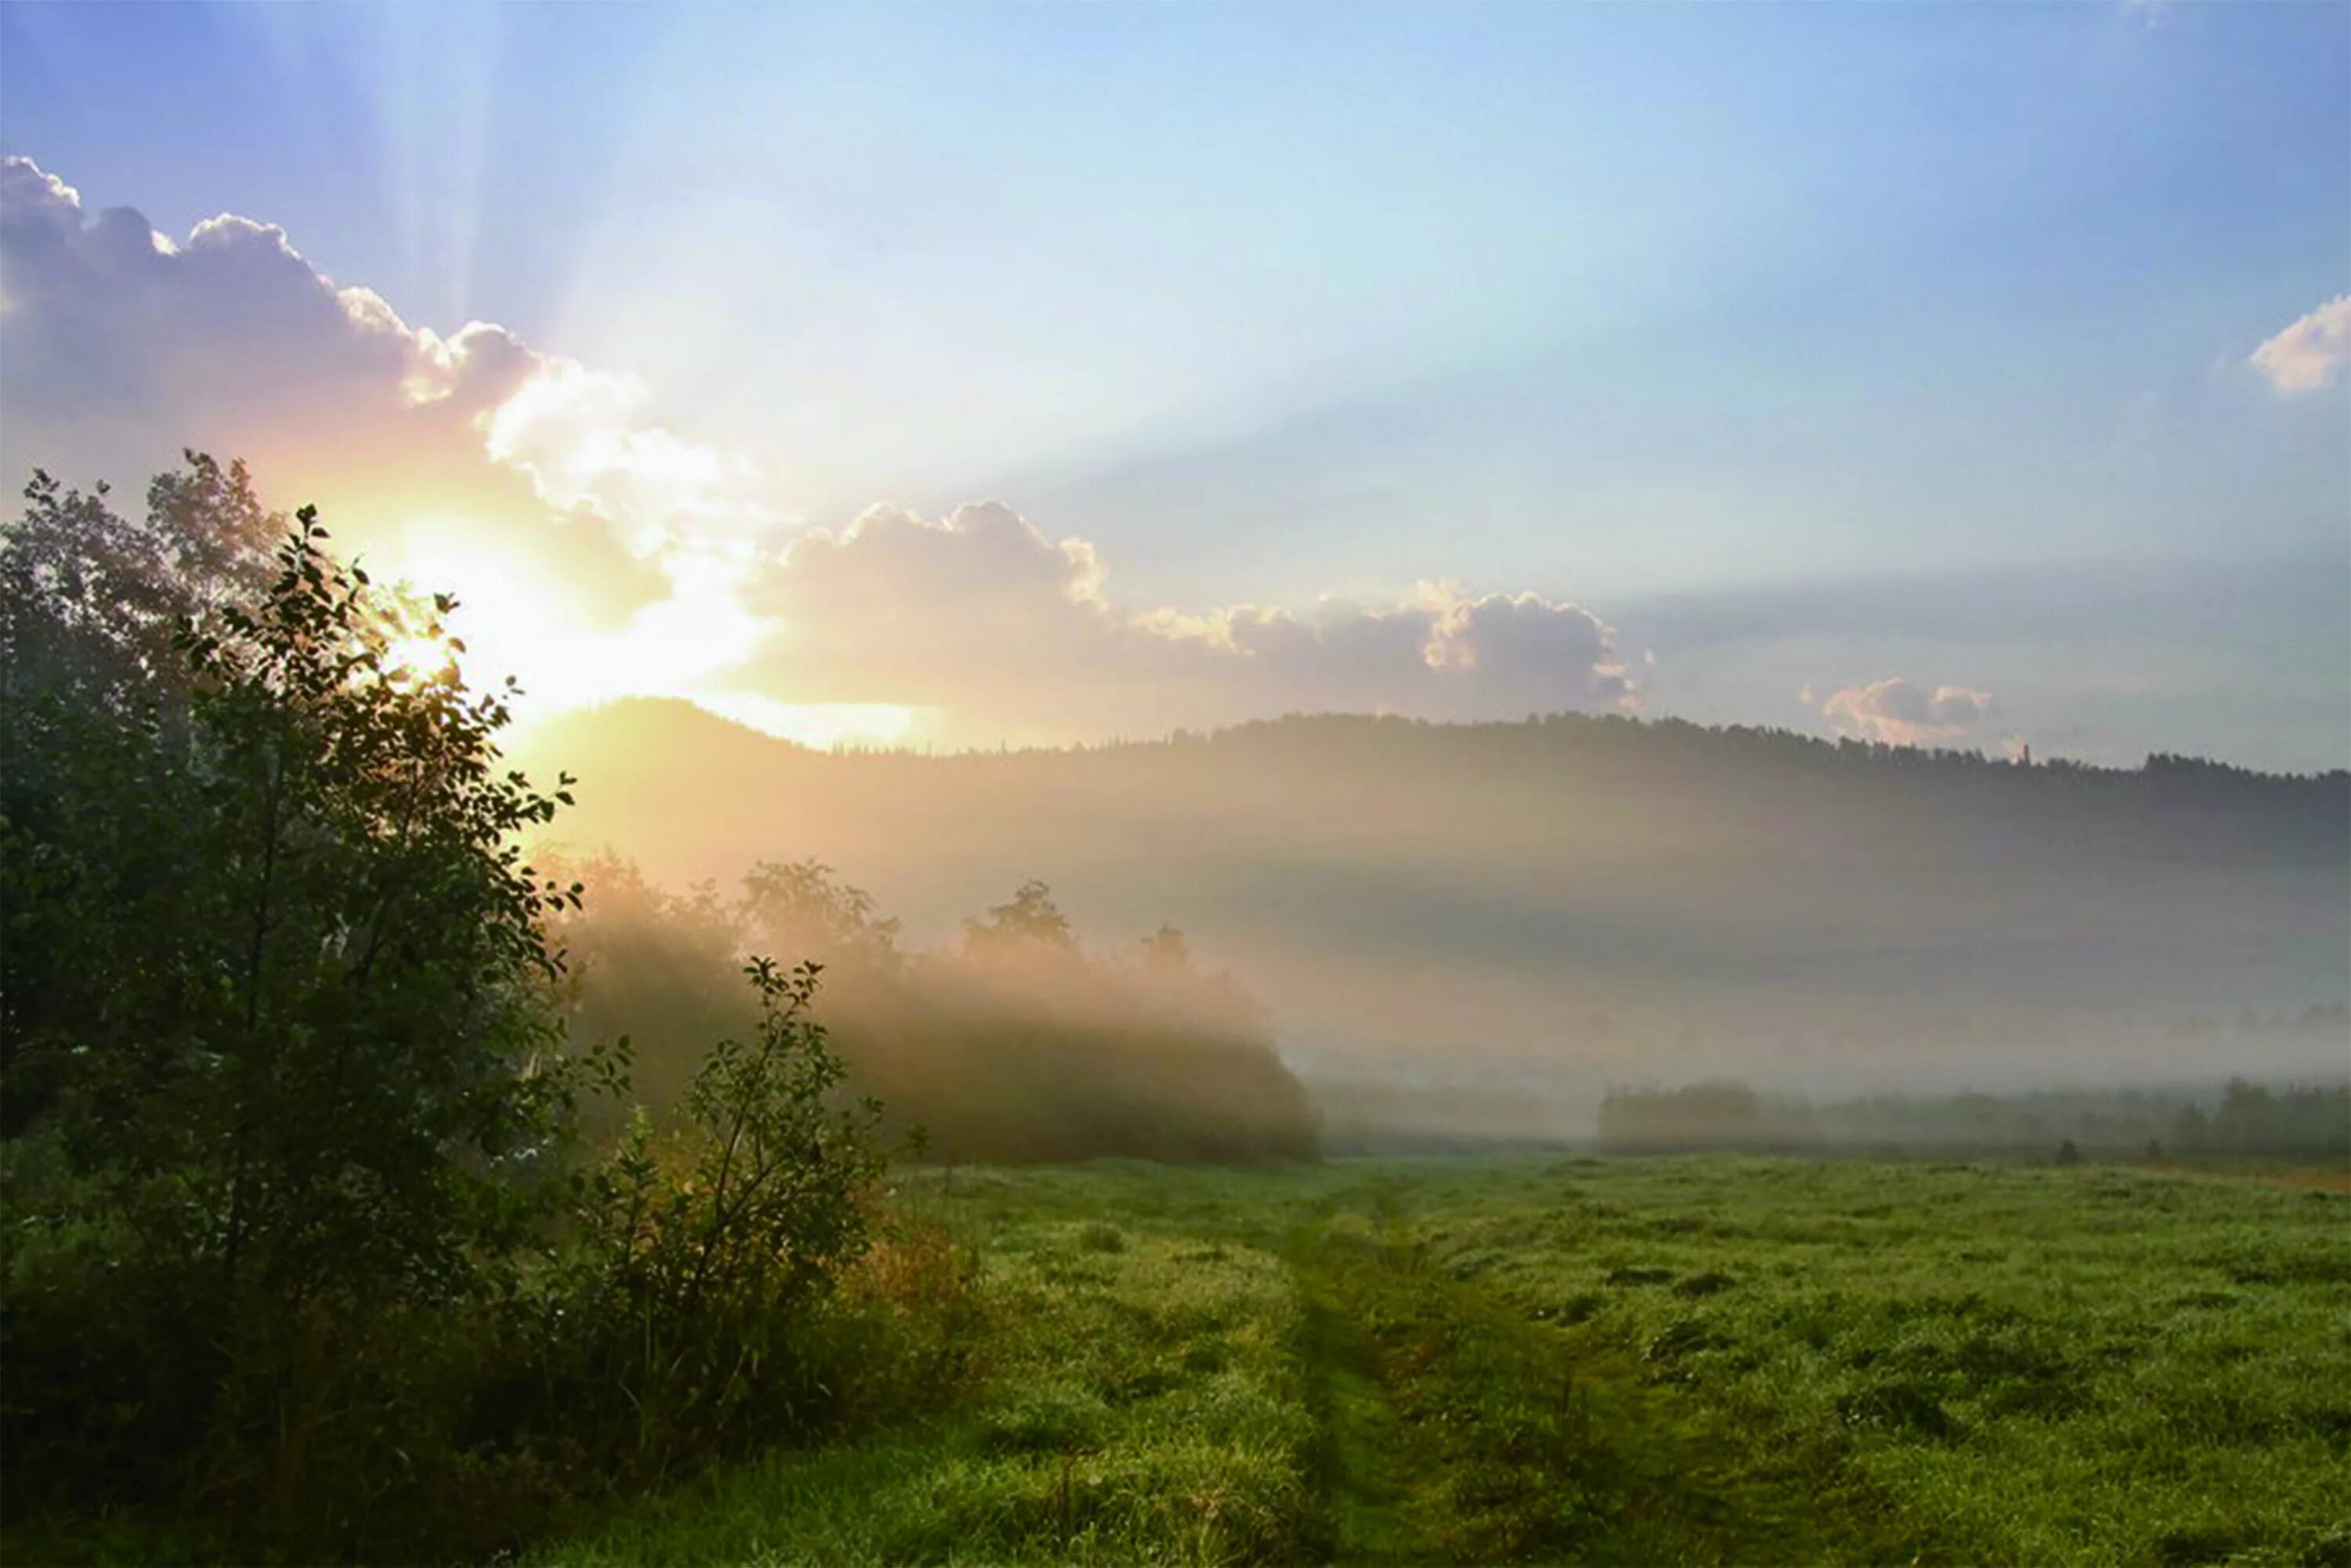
xmin=3 ymin=2 xmax=2346 ymax=766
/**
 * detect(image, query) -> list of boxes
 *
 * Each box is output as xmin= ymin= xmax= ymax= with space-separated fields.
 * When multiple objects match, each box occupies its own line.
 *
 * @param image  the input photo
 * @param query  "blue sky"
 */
xmin=2 ymin=2 xmax=2346 ymax=766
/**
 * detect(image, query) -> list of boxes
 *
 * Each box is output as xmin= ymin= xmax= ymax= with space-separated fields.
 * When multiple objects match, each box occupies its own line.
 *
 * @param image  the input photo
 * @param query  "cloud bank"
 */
xmin=0 ymin=154 xmax=690 ymax=625
xmin=1821 ymin=678 xmax=1999 ymax=748
xmin=748 ymin=502 xmax=1633 ymax=737
xmin=0 ymin=154 xmax=1636 ymax=744
xmin=2250 ymin=295 xmax=2351 ymax=395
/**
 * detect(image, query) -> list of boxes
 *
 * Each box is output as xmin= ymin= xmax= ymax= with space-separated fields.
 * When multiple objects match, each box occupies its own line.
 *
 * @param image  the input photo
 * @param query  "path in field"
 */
xmin=1281 ymin=1178 xmax=1897 ymax=1566
xmin=1294 ymin=1252 xmax=1417 ymax=1561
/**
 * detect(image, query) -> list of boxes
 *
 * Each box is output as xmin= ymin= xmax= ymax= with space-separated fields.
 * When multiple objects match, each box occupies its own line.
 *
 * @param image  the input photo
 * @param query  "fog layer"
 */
xmin=517 ymin=701 xmax=2350 ymax=1141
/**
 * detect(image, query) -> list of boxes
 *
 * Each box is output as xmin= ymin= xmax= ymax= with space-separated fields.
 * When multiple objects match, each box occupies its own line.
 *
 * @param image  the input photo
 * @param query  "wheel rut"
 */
xmin=1282 ymin=1182 xmax=1898 ymax=1566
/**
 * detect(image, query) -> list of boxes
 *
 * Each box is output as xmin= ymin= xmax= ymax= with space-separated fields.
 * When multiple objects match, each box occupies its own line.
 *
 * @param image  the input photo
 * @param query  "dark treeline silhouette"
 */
xmin=1596 ymin=1077 xmax=2351 ymax=1160
xmin=541 ymin=853 xmax=1319 ymax=1164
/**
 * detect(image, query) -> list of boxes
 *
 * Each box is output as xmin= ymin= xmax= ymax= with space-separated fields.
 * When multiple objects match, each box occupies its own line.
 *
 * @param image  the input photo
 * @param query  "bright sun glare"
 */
xmin=387 ymin=520 xmax=920 ymax=749
xmin=386 ymin=632 xmax=457 ymax=683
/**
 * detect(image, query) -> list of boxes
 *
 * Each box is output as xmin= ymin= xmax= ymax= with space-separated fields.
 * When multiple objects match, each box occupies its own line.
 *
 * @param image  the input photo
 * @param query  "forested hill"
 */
xmin=518 ymin=701 xmax=2350 ymax=1096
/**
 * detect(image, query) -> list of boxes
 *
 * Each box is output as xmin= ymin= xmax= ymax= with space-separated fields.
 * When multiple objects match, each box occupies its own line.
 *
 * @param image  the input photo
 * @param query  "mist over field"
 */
xmin=516 ymin=697 xmax=2351 ymax=1145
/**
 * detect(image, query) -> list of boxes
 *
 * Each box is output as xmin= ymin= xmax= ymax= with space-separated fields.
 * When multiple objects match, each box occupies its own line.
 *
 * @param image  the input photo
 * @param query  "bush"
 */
xmin=542 ymin=957 xmax=889 ymax=1478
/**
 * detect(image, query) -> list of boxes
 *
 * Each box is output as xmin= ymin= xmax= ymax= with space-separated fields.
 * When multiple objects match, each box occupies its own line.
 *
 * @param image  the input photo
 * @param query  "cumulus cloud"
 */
xmin=484 ymin=360 xmax=773 ymax=546
xmin=1820 ymin=678 xmax=1998 ymax=748
xmin=0 ymin=154 xmax=736 ymax=623
xmin=2249 ymin=296 xmax=2351 ymax=395
xmin=2 ymin=154 xmax=1636 ymax=745
xmin=742 ymin=500 xmax=1634 ymax=740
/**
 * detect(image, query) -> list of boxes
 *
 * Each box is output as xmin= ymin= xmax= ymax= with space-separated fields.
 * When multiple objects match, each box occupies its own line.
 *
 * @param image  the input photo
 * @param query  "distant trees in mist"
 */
xmin=2167 ymin=1077 xmax=2351 ymax=1159
xmin=521 ymin=681 xmax=2349 ymax=1093
xmin=541 ymin=852 xmax=1320 ymax=1165
xmin=1596 ymin=1078 xmax=2351 ymax=1160
xmin=1596 ymin=1081 xmax=1770 ymax=1153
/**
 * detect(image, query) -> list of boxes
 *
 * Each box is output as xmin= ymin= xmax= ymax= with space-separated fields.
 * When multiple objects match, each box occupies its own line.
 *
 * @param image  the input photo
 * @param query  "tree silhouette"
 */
xmin=965 ymin=877 xmax=1078 ymax=961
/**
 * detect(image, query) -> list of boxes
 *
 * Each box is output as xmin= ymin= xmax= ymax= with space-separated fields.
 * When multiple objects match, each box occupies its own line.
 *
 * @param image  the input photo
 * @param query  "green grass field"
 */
xmin=541 ymin=1157 xmax=2351 ymax=1567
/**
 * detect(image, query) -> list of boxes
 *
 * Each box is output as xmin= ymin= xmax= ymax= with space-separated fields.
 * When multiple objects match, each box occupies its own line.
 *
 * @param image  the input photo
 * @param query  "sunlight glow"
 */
xmin=385 ymin=632 xmax=458 ymax=684
xmin=697 ymin=693 xmax=924 ymax=751
xmin=385 ymin=518 xmax=843 ymax=741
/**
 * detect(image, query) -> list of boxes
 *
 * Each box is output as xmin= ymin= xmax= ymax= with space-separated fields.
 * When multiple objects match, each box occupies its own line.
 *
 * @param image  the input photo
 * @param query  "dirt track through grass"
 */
xmin=1293 ymin=1248 xmax=1414 ymax=1561
xmin=537 ymin=1156 xmax=2351 ymax=1566
xmin=1285 ymin=1179 xmax=1921 ymax=1566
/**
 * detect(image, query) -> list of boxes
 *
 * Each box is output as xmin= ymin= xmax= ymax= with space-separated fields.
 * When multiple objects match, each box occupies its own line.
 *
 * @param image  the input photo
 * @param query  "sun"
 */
xmin=386 ymin=631 xmax=458 ymax=684
xmin=374 ymin=518 xmax=918 ymax=748
xmin=383 ymin=518 xmax=759 ymax=726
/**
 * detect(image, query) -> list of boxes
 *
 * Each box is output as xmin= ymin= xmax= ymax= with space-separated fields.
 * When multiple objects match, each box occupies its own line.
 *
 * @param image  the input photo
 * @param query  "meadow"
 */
xmin=540 ymin=1155 xmax=2351 ymax=1567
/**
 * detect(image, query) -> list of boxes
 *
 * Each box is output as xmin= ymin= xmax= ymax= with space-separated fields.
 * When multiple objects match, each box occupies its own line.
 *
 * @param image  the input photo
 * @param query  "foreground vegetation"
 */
xmin=541 ymin=1155 xmax=2351 ymax=1568
xmin=0 ymin=464 xmax=973 ymax=1559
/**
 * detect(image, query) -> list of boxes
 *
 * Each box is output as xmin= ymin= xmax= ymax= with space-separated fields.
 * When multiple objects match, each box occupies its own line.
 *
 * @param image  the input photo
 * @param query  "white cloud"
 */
xmin=484 ymin=359 xmax=773 ymax=546
xmin=2 ymin=154 xmax=1636 ymax=744
xmin=744 ymin=500 xmax=1634 ymax=741
xmin=2250 ymin=295 xmax=2351 ymax=395
xmin=0 ymin=154 xmax=742 ymax=621
xmin=1821 ymin=678 xmax=1998 ymax=748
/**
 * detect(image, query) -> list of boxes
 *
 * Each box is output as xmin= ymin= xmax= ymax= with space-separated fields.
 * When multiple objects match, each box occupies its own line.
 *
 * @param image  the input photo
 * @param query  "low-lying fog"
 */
xmin=516 ymin=700 xmax=2350 ymax=1151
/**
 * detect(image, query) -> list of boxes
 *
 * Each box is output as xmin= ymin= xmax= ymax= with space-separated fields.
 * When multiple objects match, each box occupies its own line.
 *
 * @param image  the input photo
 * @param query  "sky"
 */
xmin=2 ymin=1 xmax=2346 ymax=767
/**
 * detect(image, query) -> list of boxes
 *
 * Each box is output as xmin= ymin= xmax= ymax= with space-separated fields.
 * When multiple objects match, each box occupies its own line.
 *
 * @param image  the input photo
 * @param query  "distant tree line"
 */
xmin=1597 ymin=1077 xmax=2351 ymax=1161
xmin=1168 ymin=711 xmax=2351 ymax=883
xmin=2166 ymin=1079 xmax=2351 ymax=1159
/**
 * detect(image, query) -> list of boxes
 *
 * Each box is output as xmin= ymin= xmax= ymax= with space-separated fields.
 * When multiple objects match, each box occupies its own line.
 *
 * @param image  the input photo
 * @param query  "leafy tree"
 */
xmin=2 ymin=456 xmax=284 ymax=1129
xmin=1597 ymin=1081 xmax=1767 ymax=1153
xmin=743 ymin=856 xmax=902 ymax=971
xmin=543 ymin=854 xmax=1320 ymax=1168
xmin=1139 ymin=922 xmax=1194 ymax=974
xmin=0 ymin=453 xmax=277 ymax=714
xmin=3 ymin=458 xmax=915 ymax=1552
xmin=2 ymin=485 xmax=589 ymax=1510
xmin=152 ymin=509 xmax=583 ymax=1309
xmin=964 ymin=877 xmax=1076 ymax=962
